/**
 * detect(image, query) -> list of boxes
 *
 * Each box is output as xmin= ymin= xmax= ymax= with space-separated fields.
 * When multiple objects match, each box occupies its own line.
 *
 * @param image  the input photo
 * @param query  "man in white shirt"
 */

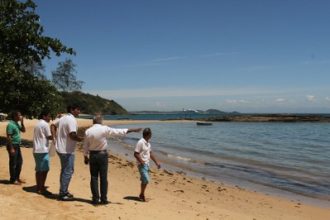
xmin=33 ymin=110 xmax=53 ymax=195
xmin=83 ymin=115 xmax=142 ymax=205
xmin=134 ymin=128 xmax=161 ymax=202
xmin=52 ymin=104 xmax=84 ymax=201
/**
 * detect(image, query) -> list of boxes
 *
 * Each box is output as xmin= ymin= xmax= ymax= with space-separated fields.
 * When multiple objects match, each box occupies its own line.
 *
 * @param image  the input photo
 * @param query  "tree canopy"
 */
xmin=0 ymin=0 xmax=75 ymax=117
xmin=52 ymin=58 xmax=84 ymax=92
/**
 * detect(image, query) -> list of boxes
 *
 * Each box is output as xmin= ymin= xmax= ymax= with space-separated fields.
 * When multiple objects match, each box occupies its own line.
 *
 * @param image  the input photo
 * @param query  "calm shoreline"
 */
xmin=108 ymin=132 xmax=330 ymax=208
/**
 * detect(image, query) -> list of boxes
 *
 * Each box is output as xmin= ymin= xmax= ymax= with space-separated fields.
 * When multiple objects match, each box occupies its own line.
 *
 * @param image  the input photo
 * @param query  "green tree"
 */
xmin=52 ymin=58 xmax=84 ymax=92
xmin=22 ymin=61 xmax=47 ymax=80
xmin=0 ymin=0 xmax=75 ymax=117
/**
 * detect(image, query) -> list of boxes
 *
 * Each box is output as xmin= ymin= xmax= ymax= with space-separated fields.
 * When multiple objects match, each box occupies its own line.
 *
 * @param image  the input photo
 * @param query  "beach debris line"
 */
xmin=163 ymin=169 xmax=174 ymax=176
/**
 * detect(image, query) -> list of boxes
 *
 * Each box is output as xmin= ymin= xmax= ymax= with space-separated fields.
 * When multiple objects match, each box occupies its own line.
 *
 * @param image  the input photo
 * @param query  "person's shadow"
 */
xmin=0 ymin=137 xmax=32 ymax=148
xmin=123 ymin=196 xmax=143 ymax=202
xmin=0 ymin=179 xmax=11 ymax=184
xmin=22 ymin=185 xmax=93 ymax=205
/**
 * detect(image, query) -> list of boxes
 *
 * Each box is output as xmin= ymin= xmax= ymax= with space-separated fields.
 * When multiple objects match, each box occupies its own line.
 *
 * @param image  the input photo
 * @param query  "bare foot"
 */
xmin=12 ymin=181 xmax=21 ymax=185
xmin=18 ymin=179 xmax=26 ymax=184
xmin=139 ymin=194 xmax=146 ymax=202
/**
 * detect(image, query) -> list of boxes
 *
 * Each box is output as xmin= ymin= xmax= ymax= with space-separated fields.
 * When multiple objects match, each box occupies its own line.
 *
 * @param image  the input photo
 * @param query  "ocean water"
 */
xmin=108 ymin=121 xmax=330 ymax=206
xmin=104 ymin=113 xmax=224 ymax=120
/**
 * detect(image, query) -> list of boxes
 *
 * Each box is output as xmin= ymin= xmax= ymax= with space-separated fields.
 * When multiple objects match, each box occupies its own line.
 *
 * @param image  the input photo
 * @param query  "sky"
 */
xmin=35 ymin=0 xmax=330 ymax=113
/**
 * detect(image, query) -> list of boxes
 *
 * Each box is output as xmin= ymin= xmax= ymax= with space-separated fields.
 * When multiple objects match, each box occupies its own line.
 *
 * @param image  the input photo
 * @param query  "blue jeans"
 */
xmin=58 ymin=153 xmax=75 ymax=196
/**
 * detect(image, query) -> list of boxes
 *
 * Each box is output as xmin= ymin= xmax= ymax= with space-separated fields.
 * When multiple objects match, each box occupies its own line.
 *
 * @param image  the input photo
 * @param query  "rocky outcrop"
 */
xmin=208 ymin=114 xmax=330 ymax=122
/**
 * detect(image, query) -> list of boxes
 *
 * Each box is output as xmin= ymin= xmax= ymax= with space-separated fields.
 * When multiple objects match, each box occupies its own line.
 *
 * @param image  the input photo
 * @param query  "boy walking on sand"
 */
xmin=134 ymin=128 xmax=161 ymax=202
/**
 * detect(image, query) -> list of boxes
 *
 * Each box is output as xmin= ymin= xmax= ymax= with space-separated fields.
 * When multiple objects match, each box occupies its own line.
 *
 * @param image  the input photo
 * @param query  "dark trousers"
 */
xmin=7 ymin=144 xmax=23 ymax=182
xmin=89 ymin=151 xmax=108 ymax=202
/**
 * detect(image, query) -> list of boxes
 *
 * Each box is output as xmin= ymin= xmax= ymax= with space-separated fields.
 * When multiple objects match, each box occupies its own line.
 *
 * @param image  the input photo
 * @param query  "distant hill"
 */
xmin=61 ymin=91 xmax=128 ymax=115
xmin=205 ymin=109 xmax=226 ymax=114
xmin=207 ymin=114 xmax=330 ymax=122
xmin=129 ymin=109 xmax=236 ymax=115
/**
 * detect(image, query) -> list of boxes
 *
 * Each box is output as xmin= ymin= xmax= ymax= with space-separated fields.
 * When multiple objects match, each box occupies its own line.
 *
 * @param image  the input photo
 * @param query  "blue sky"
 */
xmin=35 ymin=0 xmax=330 ymax=113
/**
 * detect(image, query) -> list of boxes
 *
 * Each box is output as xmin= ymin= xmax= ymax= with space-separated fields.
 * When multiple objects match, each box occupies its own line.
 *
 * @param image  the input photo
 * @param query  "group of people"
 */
xmin=5 ymin=104 xmax=161 ymax=205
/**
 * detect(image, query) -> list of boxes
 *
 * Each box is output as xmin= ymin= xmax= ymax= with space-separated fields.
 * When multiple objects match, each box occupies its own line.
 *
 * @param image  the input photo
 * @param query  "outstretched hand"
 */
xmin=134 ymin=128 xmax=143 ymax=133
xmin=128 ymin=128 xmax=143 ymax=133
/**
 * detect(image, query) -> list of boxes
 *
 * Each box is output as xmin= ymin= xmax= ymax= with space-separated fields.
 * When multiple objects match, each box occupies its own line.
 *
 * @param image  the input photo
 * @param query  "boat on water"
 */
xmin=196 ymin=122 xmax=213 ymax=126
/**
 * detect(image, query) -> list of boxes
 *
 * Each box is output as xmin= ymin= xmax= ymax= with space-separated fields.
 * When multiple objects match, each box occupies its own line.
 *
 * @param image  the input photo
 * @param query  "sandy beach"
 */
xmin=0 ymin=119 xmax=329 ymax=220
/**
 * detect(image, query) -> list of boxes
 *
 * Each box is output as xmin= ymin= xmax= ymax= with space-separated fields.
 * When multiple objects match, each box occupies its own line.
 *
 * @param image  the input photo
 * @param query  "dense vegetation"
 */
xmin=0 ymin=0 xmax=126 ymax=117
xmin=0 ymin=0 xmax=73 ymax=117
xmin=61 ymin=91 xmax=127 ymax=115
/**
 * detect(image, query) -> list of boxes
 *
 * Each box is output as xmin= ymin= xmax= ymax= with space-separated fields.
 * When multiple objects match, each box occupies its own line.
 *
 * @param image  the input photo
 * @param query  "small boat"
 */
xmin=196 ymin=122 xmax=212 ymax=126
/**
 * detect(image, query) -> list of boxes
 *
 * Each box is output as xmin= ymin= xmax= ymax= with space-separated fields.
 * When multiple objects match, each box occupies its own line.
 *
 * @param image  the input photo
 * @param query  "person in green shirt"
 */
xmin=6 ymin=111 xmax=26 ymax=184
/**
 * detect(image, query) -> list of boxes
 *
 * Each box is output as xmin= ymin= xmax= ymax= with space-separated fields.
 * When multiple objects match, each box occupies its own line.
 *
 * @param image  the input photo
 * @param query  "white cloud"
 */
xmin=302 ymin=60 xmax=330 ymax=65
xmin=86 ymin=87 xmax=330 ymax=113
xmin=306 ymin=95 xmax=316 ymax=102
xmin=225 ymin=99 xmax=237 ymax=104
xmin=225 ymin=99 xmax=249 ymax=104
xmin=201 ymin=52 xmax=239 ymax=57
xmin=88 ymin=87 xmax=276 ymax=99
xmin=275 ymin=98 xmax=286 ymax=102
xmin=155 ymin=101 xmax=167 ymax=108
xmin=241 ymin=65 xmax=273 ymax=72
xmin=152 ymin=56 xmax=185 ymax=62
xmin=87 ymin=87 xmax=328 ymax=100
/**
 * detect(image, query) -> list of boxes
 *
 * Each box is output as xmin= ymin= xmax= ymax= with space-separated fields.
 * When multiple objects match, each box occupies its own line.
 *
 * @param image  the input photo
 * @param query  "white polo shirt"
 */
xmin=54 ymin=113 xmax=78 ymax=154
xmin=83 ymin=124 xmax=128 ymax=156
xmin=135 ymin=138 xmax=151 ymax=165
xmin=33 ymin=119 xmax=52 ymax=153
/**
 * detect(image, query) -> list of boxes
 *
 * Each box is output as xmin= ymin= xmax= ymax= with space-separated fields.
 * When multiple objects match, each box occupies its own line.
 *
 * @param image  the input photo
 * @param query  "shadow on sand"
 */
xmin=0 ymin=137 xmax=32 ymax=148
xmin=123 ymin=196 xmax=144 ymax=202
xmin=0 ymin=179 xmax=11 ymax=185
xmin=22 ymin=185 xmax=93 ymax=205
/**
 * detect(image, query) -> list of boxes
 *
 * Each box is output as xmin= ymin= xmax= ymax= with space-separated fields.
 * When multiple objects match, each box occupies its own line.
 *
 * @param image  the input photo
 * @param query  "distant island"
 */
xmin=129 ymin=109 xmax=238 ymax=115
xmin=57 ymin=94 xmax=330 ymax=123
xmin=128 ymin=110 xmax=330 ymax=122
xmin=206 ymin=113 xmax=330 ymax=122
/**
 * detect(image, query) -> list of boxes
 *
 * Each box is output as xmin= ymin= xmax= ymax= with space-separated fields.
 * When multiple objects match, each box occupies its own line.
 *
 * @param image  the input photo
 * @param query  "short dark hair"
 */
xmin=11 ymin=110 xmax=21 ymax=119
xmin=93 ymin=115 xmax=103 ymax=124
xmin=39 ymin=110 xmax=50 ymax=119
xmin=143 ymin=128 xmax=152 ymax=138
xmin=67 ymin=104 xmax=81 ymax=113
